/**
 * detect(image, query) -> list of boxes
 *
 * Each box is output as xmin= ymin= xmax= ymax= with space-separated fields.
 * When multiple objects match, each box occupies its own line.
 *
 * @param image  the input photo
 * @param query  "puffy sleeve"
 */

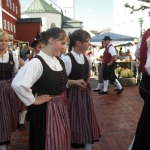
xmin=62 ymin=55 xmax=72 ymax=76
xmin=108 ymin=46 xmax=117 ymax=56
xmin=86 ymin=56 xmax=92 ymax=72
xmin=11 ymin=58 xmax=43 ymax=106
xmin=145 ymin=36 xmax=150 ymax=75
xmin=12 ymin=54 xmax=19 ymax=78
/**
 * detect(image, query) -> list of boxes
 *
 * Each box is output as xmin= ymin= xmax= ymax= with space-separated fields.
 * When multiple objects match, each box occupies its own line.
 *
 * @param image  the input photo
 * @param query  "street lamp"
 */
xmin=138 ymin=18 xmax=144 ymax=37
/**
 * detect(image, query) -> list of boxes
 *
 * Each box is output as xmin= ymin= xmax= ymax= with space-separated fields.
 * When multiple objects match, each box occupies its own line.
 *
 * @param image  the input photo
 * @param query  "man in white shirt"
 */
xmin=98 ymin=36 xmax=123 ymax=95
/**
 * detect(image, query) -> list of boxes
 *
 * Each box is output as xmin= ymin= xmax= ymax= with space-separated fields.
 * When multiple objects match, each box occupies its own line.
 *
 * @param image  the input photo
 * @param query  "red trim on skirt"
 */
xmin=0 ymin=80 xmax=19 ymax=145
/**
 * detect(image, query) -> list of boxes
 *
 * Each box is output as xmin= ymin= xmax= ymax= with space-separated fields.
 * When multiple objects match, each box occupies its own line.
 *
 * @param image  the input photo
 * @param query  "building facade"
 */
xmin=0 ymin=0 xmax=21 ymax=39
xmin=21 ymin=0 xmax=82 ymax=34
xmin=113 ymin=0 xmax=150 ymax=37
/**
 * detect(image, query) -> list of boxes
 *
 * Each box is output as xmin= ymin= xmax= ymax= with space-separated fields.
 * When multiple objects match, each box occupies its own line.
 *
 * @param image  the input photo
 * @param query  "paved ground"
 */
xmin=9 ymin=77 xmax=144 ymax=150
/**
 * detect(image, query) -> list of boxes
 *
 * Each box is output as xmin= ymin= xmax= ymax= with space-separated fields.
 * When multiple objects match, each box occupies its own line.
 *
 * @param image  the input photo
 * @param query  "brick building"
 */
xmin=0 ymin=0 xmax=20 ymax=41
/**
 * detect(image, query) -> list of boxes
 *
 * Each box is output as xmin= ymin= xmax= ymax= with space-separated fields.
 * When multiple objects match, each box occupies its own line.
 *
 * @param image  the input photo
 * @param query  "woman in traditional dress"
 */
xmin=12 ymin=27 xmax=87 ymax=150
xmin=62 ymin=29 xmax=100 ymax=150
xmin=0 ymin=29 xmax=19 ymax=150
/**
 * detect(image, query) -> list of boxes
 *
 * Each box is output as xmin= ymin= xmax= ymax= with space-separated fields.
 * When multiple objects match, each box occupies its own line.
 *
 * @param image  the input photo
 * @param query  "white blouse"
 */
xmin=62 ymin=50 xmax=92 ymax=76
xmin=0 ymin=51 xmax=18 ymax=77
xmin=135 ymin=36 xmax=150 ymax=75
xmin=11 ymin=51 xmax=63 ymax=106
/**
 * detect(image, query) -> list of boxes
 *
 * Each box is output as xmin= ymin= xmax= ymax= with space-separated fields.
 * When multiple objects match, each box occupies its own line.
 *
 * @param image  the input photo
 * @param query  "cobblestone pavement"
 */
xmin=9 ymin=80 xmax=143 ymax=150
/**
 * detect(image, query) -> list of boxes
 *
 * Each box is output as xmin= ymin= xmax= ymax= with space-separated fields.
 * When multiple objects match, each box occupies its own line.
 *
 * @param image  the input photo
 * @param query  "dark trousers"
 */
xmin=132 ymin=74 xmax=150 ymax=150
xmin=102 ymin=62 xmax=117 ymax=82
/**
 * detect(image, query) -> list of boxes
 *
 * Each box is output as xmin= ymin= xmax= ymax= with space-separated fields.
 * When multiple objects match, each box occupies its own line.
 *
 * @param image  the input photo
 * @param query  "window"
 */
xmin=51 ymin=23 xmax=56 ymax=28
xmin=14 ymin=25 xmax=16 ymax=33
xmin=16 ymin=6 xmax=18 ymax=14
xmin=3 ymin=20 xmax=7 ymax=29
xmin=9 ymin=0 xmax=12 ymax=9
xmin=6 ymin=0 xmax=9 ymax=6
xmin=7 ymin=21 xmax=10 ymax=31
xmin=11 ymin=23 xmax=13 ymax=32
xmin=12 ymin=3 xmax=15 ymax=11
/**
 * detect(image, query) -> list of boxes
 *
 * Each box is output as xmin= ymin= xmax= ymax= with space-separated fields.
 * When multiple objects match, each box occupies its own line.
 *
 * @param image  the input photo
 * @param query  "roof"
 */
xmin=16 ymin=18 xmax=42 ymax=23
xmin=90 ymin=32 xmax=138 ymax=42
xmin=62 ymin=23 xmax=82 ymax=28
xmin=63 ymin=15 xmax=83 ymax=23
xmin=21 ymin=0 xmax=60 ymax=14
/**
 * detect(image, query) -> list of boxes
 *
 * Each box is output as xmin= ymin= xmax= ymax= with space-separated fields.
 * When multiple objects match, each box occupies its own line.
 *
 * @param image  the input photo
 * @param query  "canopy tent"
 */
xmin=90 ymin=32 xmax=137 ymax=42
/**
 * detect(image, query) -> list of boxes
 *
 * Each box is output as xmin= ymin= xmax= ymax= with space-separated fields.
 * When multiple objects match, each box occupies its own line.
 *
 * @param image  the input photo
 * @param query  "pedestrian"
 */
xmin=129 ymin=28 xmax=150 ymax=150
xmin=11 ymin=27 xmax=87 ymax=150
xmin=62 ymin=29 xmax=100 ymax=150
xmin=93 ymin=41 xmax=106 ymax=92
xmin=98 ymin=36 xmax=123 ymax=95
xmin=130 ymin=38 xmax=141 ymax=85
xmin=20 ymin=43 xmax=30 ymax=61
xmin=0 ymin=29 xmax=19 ymax=150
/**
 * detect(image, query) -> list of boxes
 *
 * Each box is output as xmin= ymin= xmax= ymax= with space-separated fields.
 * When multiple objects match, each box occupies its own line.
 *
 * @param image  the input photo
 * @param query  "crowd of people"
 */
xmin=0 ymin=26 xmax=150 ymax=150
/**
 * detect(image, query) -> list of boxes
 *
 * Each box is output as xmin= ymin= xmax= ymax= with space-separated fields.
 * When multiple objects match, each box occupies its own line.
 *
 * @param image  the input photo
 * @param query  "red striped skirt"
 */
xmin=0 ymin=80 xmax=19 ymax=145
xmin=29 ymin=92 xmax=70 ymax=150
xmin=67 ymin=84 xmax=100 ymax=145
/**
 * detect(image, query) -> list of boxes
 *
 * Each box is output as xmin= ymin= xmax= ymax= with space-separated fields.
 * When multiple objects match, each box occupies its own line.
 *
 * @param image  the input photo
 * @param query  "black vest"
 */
xmin=67 ymin=53 xmax=89 ymax=82
xmin=0 ymin=53 xmax=14 ymax=80
xmin=32 ymin=55 xmax=67 ymax=95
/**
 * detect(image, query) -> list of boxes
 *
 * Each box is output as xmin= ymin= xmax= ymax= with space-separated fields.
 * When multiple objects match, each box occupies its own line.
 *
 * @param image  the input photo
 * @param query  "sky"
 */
xmin=19 ymin=0 xmax=113 ymax=31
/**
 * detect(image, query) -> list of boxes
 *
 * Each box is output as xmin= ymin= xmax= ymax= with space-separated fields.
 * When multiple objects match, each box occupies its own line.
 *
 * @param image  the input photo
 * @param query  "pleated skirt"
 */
xmin=0 ymin=80 xmax=19 ymax=145
xmin=29 ymin=92 xmax=70 ymax=150
xmin=67 ymin=84 xmax=100 ymax=148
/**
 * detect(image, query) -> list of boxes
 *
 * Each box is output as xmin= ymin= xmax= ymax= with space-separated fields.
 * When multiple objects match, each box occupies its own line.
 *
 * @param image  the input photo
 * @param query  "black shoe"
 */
xmin=98 ymin=91 xmax=108 ymax=94
xmin=113 ymin=89 xmax=119 ymax=91
xmin=93 ymin=89 xmax=101 ymax=92
xmin=18 ymin=124 xmax=25 ymax=131
xmin=117 ymin=88 xmax=124 ymax=95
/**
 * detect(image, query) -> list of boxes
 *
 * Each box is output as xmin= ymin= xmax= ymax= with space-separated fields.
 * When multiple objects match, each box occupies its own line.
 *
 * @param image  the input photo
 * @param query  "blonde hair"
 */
xmin=22 ymin=44 xmax=27 ymax=48
xmin=0 ymin=28 xmax=9 ymax=39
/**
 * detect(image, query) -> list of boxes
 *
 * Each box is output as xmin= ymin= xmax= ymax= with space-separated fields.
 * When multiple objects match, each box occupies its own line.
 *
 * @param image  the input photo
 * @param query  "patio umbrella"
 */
xmin=90 ymin=32 xmax=137 ymax=42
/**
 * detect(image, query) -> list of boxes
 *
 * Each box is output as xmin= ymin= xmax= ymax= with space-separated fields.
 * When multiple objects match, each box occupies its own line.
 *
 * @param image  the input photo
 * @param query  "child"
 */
xmin=62 ymin=29 xmax=100 ymax=150
xmin=12 ymin=27 xmax=87 ymax=150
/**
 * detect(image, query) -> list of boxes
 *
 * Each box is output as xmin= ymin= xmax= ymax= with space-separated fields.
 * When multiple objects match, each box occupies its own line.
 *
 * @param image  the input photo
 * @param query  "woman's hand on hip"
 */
xmin=33 ymin=95 xmax=52 ymax=105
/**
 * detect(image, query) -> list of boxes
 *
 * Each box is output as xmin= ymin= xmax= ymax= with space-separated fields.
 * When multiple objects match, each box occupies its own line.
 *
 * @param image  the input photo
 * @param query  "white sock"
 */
xmin=114 ymin=79 xmax=122 ymax=90
xmin=128 ymin=136 xmax=135 ymax=150
xmin=0 ymin=145 xmax=6 ymax=150
xmin=103 ymin=80 xmax=108 ymax=92
xmin=84 ymin=144 xmax=92 ymax=150
xmin=96 ymin=83 xmax=101 ymax=90
xmin=19 ymin=110 xmax=27 ymax=124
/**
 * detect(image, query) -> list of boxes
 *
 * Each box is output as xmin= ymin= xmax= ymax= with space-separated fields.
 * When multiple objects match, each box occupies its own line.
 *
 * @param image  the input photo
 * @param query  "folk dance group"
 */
xmin=0 ymin=28 xmax=100 ymax=150
xmin=1 ymin=25 xmax=150 ymax=150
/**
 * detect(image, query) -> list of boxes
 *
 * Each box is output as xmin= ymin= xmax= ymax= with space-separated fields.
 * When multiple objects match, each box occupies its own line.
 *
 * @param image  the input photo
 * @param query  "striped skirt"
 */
xmin=67 ymin=84 xmax=100 ymax=148
xmin=29 ymin=92 xmax=70 ymax=150
xmin=0 ymin=80 xmax=19 ymax=145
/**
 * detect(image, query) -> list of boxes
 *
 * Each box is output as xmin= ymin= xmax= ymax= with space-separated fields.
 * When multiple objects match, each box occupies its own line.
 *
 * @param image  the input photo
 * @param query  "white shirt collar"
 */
xmin=71 ymin=50 xmax=83 ymax=57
